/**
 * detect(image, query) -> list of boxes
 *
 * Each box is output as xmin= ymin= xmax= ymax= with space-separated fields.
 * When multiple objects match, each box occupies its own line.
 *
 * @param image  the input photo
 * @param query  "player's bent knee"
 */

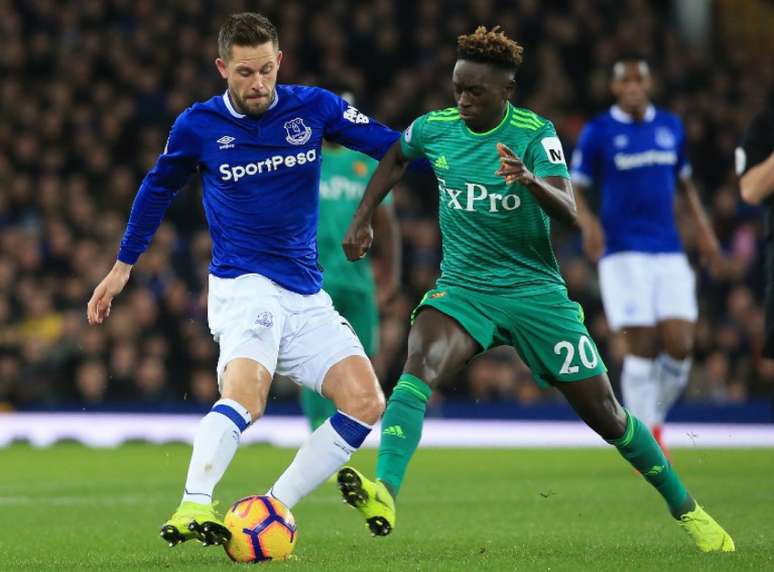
xmin=220 ymin=386 xmax=266 ymax=421
xmin=622 ymin=327 xmax=659 ymax=358
xmin=660 ymin=320 xmax=695 ymax=360
xmin=576 ymin=387 xmax=627 ymax=441
xmin=403 ymin=352 xmax=442 ymax=389
xmin=594 ymin=399 xmax=628 ymax=441
xmin=220 ymin=358 xmax=272 ymax=420
xmin=343 ymin=390 xmax=385 ymax=425
xmin=332 ymin=387 xmax=385 ymax=425
xmin=220 ymin=389 xmax=264 ymax=421
xmin=323 ymin=356 xmax=385 ymax=425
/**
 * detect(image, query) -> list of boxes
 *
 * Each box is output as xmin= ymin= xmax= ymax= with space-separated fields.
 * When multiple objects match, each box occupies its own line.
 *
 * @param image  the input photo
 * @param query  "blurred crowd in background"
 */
xmin=1 ymin=0 xmax=773 ymax=410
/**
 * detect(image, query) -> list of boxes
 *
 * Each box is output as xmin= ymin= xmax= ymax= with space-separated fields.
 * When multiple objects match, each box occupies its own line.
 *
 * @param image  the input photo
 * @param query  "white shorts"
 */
xmin=207 ymin=273 xmax=366 ymax=394
xmin=598 ymin=252 xmax=698 ymax=331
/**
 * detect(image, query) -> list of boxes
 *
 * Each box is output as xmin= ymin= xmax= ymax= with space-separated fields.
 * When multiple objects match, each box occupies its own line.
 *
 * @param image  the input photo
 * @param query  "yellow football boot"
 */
xmin=678 ymin=504 xmax=735 ymax=552
xmin=337 ymin=467 xmax=396 ymax=536
xmin=160 ymin=500 xmax=231 ymax=547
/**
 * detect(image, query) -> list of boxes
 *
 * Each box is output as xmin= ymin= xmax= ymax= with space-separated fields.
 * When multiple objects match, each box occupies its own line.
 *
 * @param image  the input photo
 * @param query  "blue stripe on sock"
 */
xmin=329 ymin=412 xmax=371 ymax=448
xmin=212 ymin=404 xmax=249 ymax=433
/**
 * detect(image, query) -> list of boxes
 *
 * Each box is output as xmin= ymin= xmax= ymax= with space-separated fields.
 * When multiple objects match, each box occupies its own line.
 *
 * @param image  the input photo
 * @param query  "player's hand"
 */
xmin=87 ymin=261 xmax=132 ymax=325
xmin=342 ymin=217 xmax=374 ymax=261
xmin=697 ymin=231 xmax=726 ymax=278
xmin=495 ymin=143 xmax=534 ymax=185
xmin=580 ymin=216 xmax=606 ymax=262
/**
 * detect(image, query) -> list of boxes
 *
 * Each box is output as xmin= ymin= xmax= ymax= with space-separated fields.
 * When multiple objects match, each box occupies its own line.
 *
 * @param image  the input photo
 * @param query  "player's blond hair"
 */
xmin=457 ymin=26 xmax=524 ymax=74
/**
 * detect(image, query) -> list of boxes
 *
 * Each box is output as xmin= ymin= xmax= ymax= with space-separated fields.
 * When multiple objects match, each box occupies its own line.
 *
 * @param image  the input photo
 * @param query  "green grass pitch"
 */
xmin=1 ymin=443 xmax=772 ymax=571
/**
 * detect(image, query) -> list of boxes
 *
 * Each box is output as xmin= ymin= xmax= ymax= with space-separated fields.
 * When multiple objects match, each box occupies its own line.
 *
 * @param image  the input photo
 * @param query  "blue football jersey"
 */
xmin=117 ymin=85 xmax=400 ymax=294
xmin=571 ymin=105 xmax=691 ymax=255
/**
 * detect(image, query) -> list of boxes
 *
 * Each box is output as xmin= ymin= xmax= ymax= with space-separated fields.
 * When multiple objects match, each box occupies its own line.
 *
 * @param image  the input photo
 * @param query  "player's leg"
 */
xmin=299 ymin=287 xmax=377 ymax=431
xmin=162 ymin=274 xmax=282 ymax=547
xmin=269 ymin=355 xmax=384 ymax=508
xmin=162 ymin=358 xmax=271 ymax=546
xmin=376 ymin=308 xmax=478 ymax=497
xmin=509 ymin=289 xmax=732 ymax=552
xmin=268 ymin=290 xmax=384 ymax=509
xmin=620 ymin=326 xmax=664 ymax=448
xmin=556 ymin=373 xmax=691 ymax=513
xmin=299 ymin=287 xmax=347 ymax=431
xmin=299 ymin=386 xmax=336 ymax=431
xmin=556 ymin=374 xmax=734 ymax=552
xmin=653 ymin=319 xmax=694 ymax=450
xmin=338 ymin=307 xmax=480 ymax=535
xmin=599 ymin=253 xmax=663 ymax=447
xmin=652 ymin=254 xmax=699 ymax=447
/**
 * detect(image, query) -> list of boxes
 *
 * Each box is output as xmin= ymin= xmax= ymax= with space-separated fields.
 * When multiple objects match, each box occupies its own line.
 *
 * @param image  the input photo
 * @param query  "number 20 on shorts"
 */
xmin=554 ymin=335 xmax=599 ymax=375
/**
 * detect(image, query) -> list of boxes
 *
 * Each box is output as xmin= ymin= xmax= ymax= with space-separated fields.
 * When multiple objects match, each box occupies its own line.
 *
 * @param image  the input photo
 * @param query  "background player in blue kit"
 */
xmin=572 ymin=58 xmax=724 ymax=454
xmin=87 ymin=13 xmax=402 ymax=547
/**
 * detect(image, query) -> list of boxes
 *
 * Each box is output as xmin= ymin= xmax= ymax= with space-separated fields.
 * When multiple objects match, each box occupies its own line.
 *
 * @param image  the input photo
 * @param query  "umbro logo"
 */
xmin=434 ymin=155 xmax=449 ymax=170
xmin=217 ymin=135 xmax=235 ymax=150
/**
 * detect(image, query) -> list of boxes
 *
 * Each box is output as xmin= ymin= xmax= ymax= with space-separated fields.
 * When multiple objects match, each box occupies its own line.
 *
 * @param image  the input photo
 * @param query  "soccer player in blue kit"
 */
xmin=87 ymin=13 xmax=401 ymax=547
xmin=571 ymin=58 xmax=724 ymax=454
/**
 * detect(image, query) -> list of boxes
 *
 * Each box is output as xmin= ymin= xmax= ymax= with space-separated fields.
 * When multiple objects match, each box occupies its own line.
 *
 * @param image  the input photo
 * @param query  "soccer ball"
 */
xmin=223 ymin=495 xmax=298 ymax=562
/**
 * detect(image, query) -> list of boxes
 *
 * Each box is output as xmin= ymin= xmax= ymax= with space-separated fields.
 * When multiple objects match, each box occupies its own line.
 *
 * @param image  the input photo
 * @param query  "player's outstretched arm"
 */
xmin=87 ymin=261 xmax=132 ymax=325
xmin=343 ymin=140 xmax=410 ymax=261
xmin=677 ymin=177 xmax=725 ymax=277
xmin=739 ymin=152 xmax=774 ymax=205
xmin=496 ymin=143 xmax=578 ymax=227
xmin=88 ymin=110 xmax=199 ymax=324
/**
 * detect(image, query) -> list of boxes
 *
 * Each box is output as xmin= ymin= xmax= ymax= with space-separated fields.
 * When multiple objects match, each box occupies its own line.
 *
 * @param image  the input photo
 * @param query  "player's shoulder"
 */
xmin=652 ymin=106 xmax=684 ymax=129
xmin=509 ymin=106 xmax=555 ymax=143
xmin=421 ymin=106 xmax=462 ymax=128
xmin=280 ymin=84 xmax=333 ymax=103
xmin=589 ymin=109 xmax=612 ymax=127
xmin=277 ymin=84 xmax=369 ymax=125
xmin=577 ymin=109 xmax=622 ymax=144
xmin=277 ymin=84 xmax=343 ymax=113
xmin=406 ymin=107 xmax=461 ymax=143
xmin=583 ymin=109 xmax=615 ymax=133
xmin=169 ymin=95 xmax=225 ymax=135
xmin=511 ymin=106 xmax=549 ymax=128
xmin=425 ymin=106 xmax=461 ymax=120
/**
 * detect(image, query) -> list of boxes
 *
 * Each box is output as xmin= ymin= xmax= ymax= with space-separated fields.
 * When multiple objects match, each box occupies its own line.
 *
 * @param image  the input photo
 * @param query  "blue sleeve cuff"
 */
xmin=116 ymin=247 xmax=141 ymax=265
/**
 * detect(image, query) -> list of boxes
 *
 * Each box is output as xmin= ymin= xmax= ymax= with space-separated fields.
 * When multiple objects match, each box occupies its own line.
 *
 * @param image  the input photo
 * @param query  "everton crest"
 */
xmin=284 ymin=117 xmax=312 ymax=145
xmin=655 ymin=127 xmax=675 ymax=149
xmin=254 ymin=311 xmax=274 ymax=328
